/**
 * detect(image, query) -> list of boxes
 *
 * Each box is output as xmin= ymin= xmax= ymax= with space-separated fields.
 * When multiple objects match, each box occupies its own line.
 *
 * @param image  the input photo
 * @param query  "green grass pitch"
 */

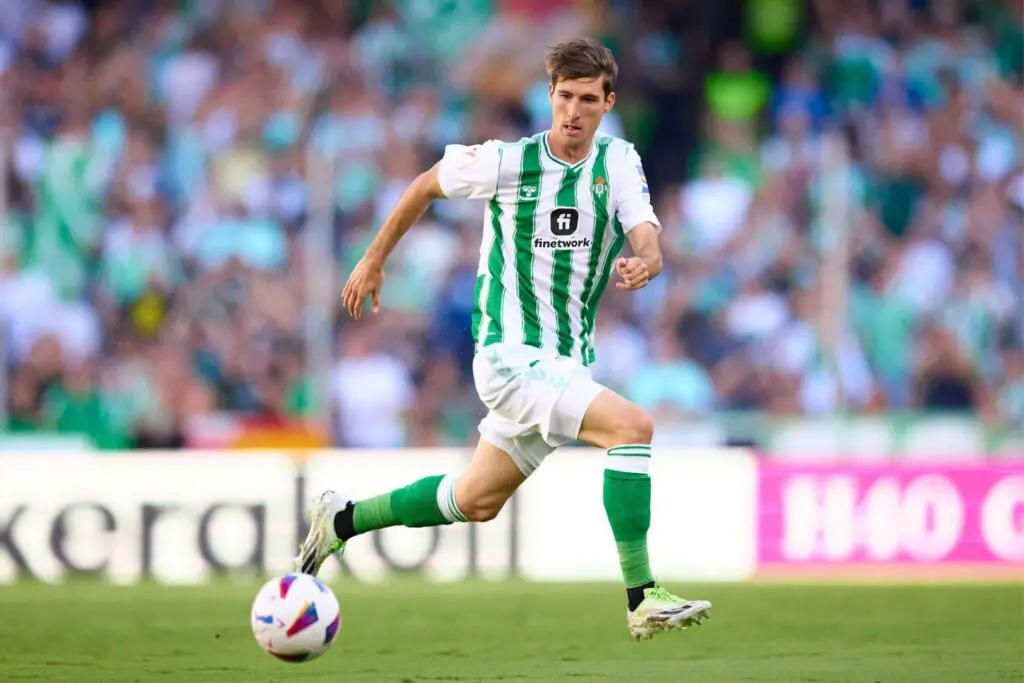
xmin=0 ymin=579 xmax=1020 ymax=682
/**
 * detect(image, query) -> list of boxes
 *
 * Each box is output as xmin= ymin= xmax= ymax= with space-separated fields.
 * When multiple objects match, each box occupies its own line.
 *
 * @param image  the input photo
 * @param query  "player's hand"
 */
xmin=342 ymin=257 xmax=384 ymax=319
xmin=615 ymin=257 xmax=650 ymax=291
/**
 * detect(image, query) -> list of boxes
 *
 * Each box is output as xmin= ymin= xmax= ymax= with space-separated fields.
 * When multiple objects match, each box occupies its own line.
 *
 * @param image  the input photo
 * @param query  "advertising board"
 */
xmin=0 ymin=450 xmax=757 ymax=584
xmin=756 ymin=463 xmax=1024 ymax=579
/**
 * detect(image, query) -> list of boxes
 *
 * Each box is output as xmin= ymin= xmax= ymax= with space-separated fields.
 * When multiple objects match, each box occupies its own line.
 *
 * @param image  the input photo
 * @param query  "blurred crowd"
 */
xmin=0 ymin=0 xmax=1021 ymax=450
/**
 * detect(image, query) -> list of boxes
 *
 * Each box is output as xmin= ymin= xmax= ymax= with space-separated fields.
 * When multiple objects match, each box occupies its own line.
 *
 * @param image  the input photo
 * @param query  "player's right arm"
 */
xmin=342 ymin=141 xmax=502 ymax=318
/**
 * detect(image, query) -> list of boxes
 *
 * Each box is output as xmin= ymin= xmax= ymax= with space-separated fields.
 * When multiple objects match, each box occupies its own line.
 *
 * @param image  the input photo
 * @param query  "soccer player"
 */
xmin=296 ymin=37 xmax=712 ymax=640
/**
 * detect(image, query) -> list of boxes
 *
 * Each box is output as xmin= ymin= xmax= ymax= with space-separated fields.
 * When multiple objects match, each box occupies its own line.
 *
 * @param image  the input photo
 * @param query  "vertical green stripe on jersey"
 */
xmin=473 ymin=146 xmax=505 ymax=347
xmin=583 ymin=217 xmax=625 ymax=365
xmin=551 ymin=166 xmax=581 ymax=357
xmin=513 ymin=139 xmax=543 ymax=347
xmin=578 ymin=140 xmax=610 ymax=362
xmin=471 ymin=273 xmax=485 ymax=343
xmin=483 ymin=196 xmax=506 ymax=345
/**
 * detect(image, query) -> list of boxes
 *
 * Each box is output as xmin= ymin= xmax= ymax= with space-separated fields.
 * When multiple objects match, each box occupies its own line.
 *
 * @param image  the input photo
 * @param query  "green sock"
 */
xmin=603 ymin=444 xmax=654 ymax=589
xmin=347 ymin=474 xmax=467 ymax=538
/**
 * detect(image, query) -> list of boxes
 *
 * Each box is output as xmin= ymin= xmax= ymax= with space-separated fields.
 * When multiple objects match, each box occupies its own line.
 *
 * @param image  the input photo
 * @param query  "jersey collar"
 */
xmin=541 ymin=130 xmax=595 ymax=171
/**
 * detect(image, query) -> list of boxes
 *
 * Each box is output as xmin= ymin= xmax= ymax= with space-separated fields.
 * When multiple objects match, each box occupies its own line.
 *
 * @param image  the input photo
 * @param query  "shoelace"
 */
xmin=647 ymin=586 xmax=686 ymax=604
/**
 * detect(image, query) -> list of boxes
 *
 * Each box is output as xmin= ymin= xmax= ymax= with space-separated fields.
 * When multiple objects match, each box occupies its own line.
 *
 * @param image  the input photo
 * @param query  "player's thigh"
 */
xmin=575 ymin=388 xmax=654 ymax=450
xmin=454 ymin=434 xmax=529 ymax=522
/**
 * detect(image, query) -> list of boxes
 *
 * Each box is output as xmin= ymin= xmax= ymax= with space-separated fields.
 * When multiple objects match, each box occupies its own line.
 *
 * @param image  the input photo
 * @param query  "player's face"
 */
xmin=548 ymin=77 xmax=614 ymax=149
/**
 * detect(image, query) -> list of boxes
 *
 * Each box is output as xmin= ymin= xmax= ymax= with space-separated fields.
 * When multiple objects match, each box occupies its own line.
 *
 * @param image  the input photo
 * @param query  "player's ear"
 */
xmin=604 ymin=91 xmax=615 ymax=113
xmin=548 ymin=81 xmax=555 ymax=102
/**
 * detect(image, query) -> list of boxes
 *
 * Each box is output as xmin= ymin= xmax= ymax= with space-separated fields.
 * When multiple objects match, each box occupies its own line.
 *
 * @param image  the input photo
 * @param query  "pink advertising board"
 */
xmin=757 ymin=463 xmax=1024 ymax=579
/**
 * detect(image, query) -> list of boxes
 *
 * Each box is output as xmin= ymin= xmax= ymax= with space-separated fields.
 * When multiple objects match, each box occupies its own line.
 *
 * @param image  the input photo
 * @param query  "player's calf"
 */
xmin=578 ymin=390 xmax=658 ymax=605
xmin=296 ymin=473 xmax=470 ymax=577
xmin=576 ymin=389 xmax=713 ymax=635
xmin=296 ymin=440 xmax=524 ymax=575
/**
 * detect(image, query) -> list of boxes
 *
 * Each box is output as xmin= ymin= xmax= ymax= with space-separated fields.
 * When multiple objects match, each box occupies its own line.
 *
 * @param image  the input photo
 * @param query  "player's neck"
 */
xmin=546 ymin=130 xmax=593 ymax=164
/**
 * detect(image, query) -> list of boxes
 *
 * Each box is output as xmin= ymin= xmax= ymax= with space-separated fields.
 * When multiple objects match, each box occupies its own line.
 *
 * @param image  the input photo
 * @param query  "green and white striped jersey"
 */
xmin=437 ymin=131 xmax=660 ymax=365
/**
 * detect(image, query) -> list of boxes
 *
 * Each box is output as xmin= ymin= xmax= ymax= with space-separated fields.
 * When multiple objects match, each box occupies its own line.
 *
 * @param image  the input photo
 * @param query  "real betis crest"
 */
xmin=592 ymin=176 xmax=607 ymax=198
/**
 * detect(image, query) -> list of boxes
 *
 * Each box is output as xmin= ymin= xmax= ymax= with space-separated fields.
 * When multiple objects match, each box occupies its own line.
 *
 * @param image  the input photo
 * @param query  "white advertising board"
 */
xmin=0 ymin=449 xmax=757 ymax=584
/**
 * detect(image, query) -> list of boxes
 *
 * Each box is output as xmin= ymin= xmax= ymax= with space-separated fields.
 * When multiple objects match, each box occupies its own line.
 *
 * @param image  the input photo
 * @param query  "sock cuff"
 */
xmin=435 ymin=474 xmax=468 ymax=523
xmin=606 ymin=444 xmax=651 ymax=475
xmin=607 ymin=444 xmax=651 ymax=457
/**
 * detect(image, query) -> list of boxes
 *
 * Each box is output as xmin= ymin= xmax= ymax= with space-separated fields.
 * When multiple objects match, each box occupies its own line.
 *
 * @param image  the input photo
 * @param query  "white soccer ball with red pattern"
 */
xmin=251 ymin=573 xmax=342 ymax=662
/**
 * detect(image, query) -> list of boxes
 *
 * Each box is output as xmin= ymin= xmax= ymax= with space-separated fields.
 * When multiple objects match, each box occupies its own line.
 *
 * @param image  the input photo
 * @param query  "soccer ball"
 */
xmin=250 ymin=573 xmax=342 ymax=662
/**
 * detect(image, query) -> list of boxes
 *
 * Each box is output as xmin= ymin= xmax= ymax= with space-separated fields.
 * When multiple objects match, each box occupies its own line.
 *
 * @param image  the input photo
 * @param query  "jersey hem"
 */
xmin=475 ymin=339 xmax=594 ymax=367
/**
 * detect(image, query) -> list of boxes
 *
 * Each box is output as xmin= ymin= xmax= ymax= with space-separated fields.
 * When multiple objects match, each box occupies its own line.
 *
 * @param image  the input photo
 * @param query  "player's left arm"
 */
xmin=613 ymin=145 xmax=663 ymax=291
xmin=616 ymin=222 xmax=663 ymax=291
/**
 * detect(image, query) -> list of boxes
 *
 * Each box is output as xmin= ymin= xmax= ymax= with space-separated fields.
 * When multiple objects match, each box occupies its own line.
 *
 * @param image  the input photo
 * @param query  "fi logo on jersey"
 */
xmin=550 ymin=207 xmax=579 ymax=236
xmin=535 ymin=208 xmax=591 ymax=250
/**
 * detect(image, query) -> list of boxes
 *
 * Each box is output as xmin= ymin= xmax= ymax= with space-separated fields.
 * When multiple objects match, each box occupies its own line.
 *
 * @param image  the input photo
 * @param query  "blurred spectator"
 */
xmin=705 ymin=41 xmax=772 ymax=126
xmin=626 ymin=329 xmax=717 ymax=418
xmin=331 ymin=322 xmax=414 ymax=449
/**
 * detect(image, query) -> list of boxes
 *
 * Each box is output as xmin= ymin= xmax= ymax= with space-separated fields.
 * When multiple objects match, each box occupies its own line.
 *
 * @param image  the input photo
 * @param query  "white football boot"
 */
xmin=294 ymin=490 xmax=350 ymax=576
xmin=627 ymin=586 xmax=712 ymax=641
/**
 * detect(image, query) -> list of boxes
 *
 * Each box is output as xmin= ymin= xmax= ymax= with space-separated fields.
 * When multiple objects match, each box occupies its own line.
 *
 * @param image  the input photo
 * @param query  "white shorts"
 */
xmin=473 ymin=343 xmax=606 ymax=476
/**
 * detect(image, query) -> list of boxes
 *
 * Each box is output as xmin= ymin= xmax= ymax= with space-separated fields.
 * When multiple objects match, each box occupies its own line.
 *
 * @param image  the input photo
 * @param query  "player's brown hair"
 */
xmin=545 ymin=37 xmax=618 ymax=97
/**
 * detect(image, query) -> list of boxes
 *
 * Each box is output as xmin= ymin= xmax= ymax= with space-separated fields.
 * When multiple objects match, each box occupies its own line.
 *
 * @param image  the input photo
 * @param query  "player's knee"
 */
xmin=454 ymin=487 xmax=507 ymax=523
xmin=458 ymin=497 xmax=504 ymax=523
xmin=611 ymin=406 xmax=654 ymax=446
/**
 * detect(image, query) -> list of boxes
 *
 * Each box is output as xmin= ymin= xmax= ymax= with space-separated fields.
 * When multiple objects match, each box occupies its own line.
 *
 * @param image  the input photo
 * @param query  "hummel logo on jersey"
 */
xmin=519 ymin=185 xmax=538 ymax=200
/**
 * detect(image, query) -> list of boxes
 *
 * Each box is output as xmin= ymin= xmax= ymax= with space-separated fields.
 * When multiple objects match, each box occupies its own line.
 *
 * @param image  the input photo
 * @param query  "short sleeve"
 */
xmin=437 ymin=140 xmax=502 ymax=200
xmin=613 ymin=144 xmax=661 ymax=234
